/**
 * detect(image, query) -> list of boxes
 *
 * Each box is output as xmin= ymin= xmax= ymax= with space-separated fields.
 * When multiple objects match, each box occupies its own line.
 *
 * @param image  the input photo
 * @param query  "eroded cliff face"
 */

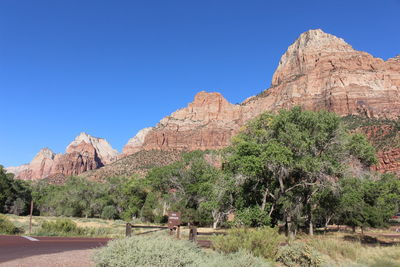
xmin=243 ymin=29 xmax=400 ymax=119
xmin=123 ymin=30 xmax=400 ymax=153
xmin=7 ymin=133 xmax=118 ymax=180
xmin=123 ymin=91 xmax=245 ymax=153
xmin=371 ymin=149 xmax=400 ymax=175
xmin=122 ymin=29 xmax=399 ymax=174
xmin=7 ymin=29 xmax=399 ymax=179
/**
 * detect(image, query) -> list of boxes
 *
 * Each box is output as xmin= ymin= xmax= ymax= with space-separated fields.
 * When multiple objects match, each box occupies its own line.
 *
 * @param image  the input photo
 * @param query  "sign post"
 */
xmin=29 ymin=200 xmax=33 ymax=234
xmin=168 ymin=212 xmax=181 ymax=238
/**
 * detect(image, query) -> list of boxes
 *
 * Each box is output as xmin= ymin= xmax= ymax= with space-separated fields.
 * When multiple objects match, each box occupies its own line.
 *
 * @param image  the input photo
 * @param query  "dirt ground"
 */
xmin=0 ymin=249 xmax=95 ymax=267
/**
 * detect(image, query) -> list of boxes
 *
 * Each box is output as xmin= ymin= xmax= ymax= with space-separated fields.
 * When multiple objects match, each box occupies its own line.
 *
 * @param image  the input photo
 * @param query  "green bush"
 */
xmin=211 ymin=227 xmax=283 ymax=260
xmin=93 ymin=232 xmax=271 ymax=267
xmin=198 ymin=250 xmax=271 ymax=267
xmin=233 ymin=207 xmax=271 ymax=227
xmin=278 ymin=242 xmax=323 ymax=267
xmin=39 ymin=218 xmax=78 ymax=235
xmin=37 ymin=218 xmax=114 ymax=237
xmin=94 ymin=232 xmax=202 ymax=267
xmin=0 ymin=214 xmax=20 ymax=234
xmin=81 ymin=226 xmax=113 ymax=237
xmin=101 ymin=206 xmax=118 ymax=220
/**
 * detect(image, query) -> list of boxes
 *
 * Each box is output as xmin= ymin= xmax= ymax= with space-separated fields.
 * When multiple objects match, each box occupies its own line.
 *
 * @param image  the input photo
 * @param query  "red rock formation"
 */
xmin=371 ymin=149 xmax=400 ymax=175
xmin=243 ymin=29 xmax=400 ymax=119
xmin=123 ymin=29 xmax=400 ymax=174
xmin=123 ymin=91 xmax=245 ymax=153
xmin=7 ymin=29 xmax=399 ymax=178
xmin=7 ymin=133 xmax=117 ymax=180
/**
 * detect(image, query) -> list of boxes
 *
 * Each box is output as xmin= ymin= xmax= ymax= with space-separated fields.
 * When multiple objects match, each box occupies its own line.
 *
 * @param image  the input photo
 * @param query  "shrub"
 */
xmin=80 ymin=226 xmax=113 ymax=237
xmin=197 ymin=250 xmax=271 ymax=267
xmin=233 ymin=207 xmax=271 ymax=227
xmin=308 ymin=238 xmax=360 ymax=262
xmin=94 ymin=232 xmax=202 ymax=267
xmin=211 ymin=227 xmax=283 ymax=260
xmin=101 ymin=206 xmax=118 ymax=220
xmin=0 ymin=214 xmax=20 ymax=234
xmin=93 ymin=232 xmax=271 ymax=267
xmin=278 ymin=242 xmax=323 ymax=267
xmin=39 ymin=218 xmax=78 ymax=235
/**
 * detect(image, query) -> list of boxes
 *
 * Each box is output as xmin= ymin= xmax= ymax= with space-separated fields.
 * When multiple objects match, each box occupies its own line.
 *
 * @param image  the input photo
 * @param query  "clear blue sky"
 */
xmin=1 ymin=0 xmax=399 ymax=167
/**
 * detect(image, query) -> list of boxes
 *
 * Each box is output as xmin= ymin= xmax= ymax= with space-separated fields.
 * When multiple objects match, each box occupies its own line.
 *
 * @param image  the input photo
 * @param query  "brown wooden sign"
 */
xmin=168 ymin=211 xmax=181 ymax=229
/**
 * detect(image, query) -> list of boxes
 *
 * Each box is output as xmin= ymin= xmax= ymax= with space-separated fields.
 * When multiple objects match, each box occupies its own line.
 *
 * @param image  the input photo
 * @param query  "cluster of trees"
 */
xmin=32 ymin=176 xmax=147 ymax=221
xmin=0 ymin=166 xmax=31 ymax=215
xmin=1 ymin=107 xmax=399 ymax=238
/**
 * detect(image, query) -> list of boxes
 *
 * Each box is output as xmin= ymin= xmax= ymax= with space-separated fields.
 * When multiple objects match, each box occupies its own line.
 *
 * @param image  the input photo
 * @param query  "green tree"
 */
xmin=338 ymin=174 xmax=400 ymax=232
xmin=0 ymin=165 xmax=31 ymax=215
xmin=144 ymin=151 xmax=229 ymax=226
xmin=227 ymin=107 xmax=377 ymax=238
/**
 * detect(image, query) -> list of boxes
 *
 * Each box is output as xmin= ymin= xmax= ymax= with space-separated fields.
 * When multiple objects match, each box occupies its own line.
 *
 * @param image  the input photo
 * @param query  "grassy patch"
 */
xmin=305 ymin=233 xmax=400 ymax=266
xmin=211 ymin=227 xmax=283 ymax=261
xmin=93 ymin=232 xmax=271 ymax=267
xmin=3 ymin=214 xmax=125 ymax=238
xmin=0 ymin=214 xmax=21 ymax=234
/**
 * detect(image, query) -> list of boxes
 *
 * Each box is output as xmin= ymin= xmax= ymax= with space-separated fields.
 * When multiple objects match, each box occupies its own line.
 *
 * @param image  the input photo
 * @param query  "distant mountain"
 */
xmin=6 ymin=133 xmax=118 ymax=180
xmin=7 ymin=29 xmax=399 ymax=179
xmin=121 ymin=29 xmax=399 ymax=175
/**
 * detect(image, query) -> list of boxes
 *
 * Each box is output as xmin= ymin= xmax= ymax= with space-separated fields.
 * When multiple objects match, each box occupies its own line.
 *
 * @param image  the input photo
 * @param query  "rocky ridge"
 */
xmin=6 ymin=29 xmax=400 ymax=179
xmin=122 ymin=29 xmax=399 ymax=174
xmin=7 ymin=133 xmax=118 ymax=180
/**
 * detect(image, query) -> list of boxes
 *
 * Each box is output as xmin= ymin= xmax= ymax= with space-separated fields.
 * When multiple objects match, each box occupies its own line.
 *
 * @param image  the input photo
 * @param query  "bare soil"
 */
xmin=0 ymin=249 xmax=94 ymax=267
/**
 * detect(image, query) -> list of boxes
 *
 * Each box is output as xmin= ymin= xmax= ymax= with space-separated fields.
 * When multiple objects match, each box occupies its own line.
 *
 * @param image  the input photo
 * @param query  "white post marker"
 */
xmin=21 ymin=236 xmax=39 ymax=241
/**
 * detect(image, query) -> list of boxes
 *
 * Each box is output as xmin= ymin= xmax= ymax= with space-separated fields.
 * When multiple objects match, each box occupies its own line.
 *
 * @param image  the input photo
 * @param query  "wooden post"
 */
xmin=177 ymin=225 xmax=180 ymax=239
xmin=189 ymin=226 xmax=197 ymax=242
xmin=29 ymin=200 xmax=33 ymax=234
xmin=126 ymin=223 xmax=132 ymax=237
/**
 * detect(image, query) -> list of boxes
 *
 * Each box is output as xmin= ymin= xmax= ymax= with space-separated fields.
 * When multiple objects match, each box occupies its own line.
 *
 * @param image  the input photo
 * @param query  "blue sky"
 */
xmin=1 ymin=0 xmax=399 ymax=167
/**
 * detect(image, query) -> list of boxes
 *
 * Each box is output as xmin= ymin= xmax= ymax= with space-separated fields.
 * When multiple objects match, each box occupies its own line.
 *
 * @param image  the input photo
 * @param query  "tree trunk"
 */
xmin=261 ymin=188 xmax=268 ymax=211
xmin=309 ymin=220 xmax=314 ymax=236
xmin=285 ymin=214 xmax=294 ymax=240
xmin=352 ymin=225 xmax=356 ymax=233
xmin=213 ymin=220 xmax=218 ymax=229
xmin=268 ymin=204 xmax=275 ymax=217
xmin=308 ymin=207 xmax=314 ymax=236
xmin=212 ymin=210 xmax=220 ymax=229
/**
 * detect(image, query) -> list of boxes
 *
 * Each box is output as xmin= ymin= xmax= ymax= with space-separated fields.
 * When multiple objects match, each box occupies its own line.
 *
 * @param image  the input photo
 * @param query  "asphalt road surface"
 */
xmin=0 ymin=235 xmax=110 ymax=264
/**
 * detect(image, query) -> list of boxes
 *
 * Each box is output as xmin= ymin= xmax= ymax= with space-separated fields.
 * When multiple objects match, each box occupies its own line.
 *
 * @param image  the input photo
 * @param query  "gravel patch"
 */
xmin=0 ymin=249 xmax=95 ymax=267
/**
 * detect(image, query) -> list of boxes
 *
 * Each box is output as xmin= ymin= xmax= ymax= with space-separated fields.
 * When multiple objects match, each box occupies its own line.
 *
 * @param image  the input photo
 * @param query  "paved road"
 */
xmin=0 ymin=235 xmax=110 ymax=264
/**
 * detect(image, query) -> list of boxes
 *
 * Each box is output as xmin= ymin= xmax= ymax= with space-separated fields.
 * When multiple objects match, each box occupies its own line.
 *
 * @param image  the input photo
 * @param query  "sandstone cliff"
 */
xmin=122 ymin=29 xmax=399 ymax=174
xmin=7 ymin=29 xmax=399 ymax=179
xmin=122 ymin=91 xmax=244 ymax=153
xmin=244 ymin=29 xmax=400 ymax=119
xmin=6 ymin=133 xmax=118 ymax=180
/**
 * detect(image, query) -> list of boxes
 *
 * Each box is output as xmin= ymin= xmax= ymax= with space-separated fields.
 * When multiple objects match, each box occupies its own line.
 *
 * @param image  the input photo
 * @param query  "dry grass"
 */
xmin=3 ymin=214 xmax=126 ymax=238
xmin=304 ymin=232 xmax=400 ymax=266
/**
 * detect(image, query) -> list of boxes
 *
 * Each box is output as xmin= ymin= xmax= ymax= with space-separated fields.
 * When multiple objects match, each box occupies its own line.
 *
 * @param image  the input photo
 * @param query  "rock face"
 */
xmin=67 ymin=132 xmax=117 ymax=164
xmin=243 ymin=29 xmax=400 ymax=119
xmin=122 ymin=91 xmax=245 ymax=153
xmin=122 ymin=127 xmax=154 ymax=155
xmin=122 ymin=29 xmax=400 ymax=174
xmin=7 ymin=133 xmax=118 ymax=180
xmin=7 ymin=29 xmax=399 ymax=179
xmin=371 ymin=149 xmax=400 ymax=175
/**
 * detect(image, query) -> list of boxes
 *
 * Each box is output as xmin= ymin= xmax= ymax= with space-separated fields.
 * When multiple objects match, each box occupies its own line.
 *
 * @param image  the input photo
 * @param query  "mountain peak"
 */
xmin=272 ymin=29 xmax=354 ymax=86
xmin=75 ymin=132 xmax=100 ymax=142
xmin=291 ymin=29 xmax=352 ymax=51
xmin=67 ymin=132 xmax=118 ymax=164
xmin=35 ymin=148 xmax=55 ymax=159
xmin=191 ymin=91 xmax=230 ymax=107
